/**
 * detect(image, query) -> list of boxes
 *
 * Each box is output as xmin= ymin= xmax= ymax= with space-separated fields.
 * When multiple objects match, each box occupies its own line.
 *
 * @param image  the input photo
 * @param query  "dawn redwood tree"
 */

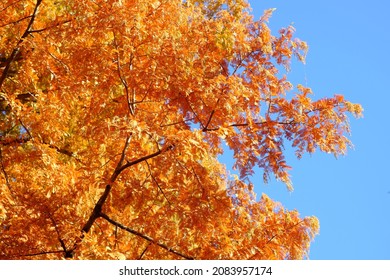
xmin=0 ymin=0 xmax=362 ymax=260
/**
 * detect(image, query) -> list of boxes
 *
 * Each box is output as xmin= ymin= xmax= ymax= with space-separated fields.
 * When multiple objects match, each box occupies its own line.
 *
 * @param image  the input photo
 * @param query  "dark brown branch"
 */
xmin=0 ymin=15 xmax=32 ymax=28
xmin=41 ymin=140 xmax=83 ymax=162
xmin=18 ymin=119 xmax=33 ymax=139
xmin=0 ymin=135 xmax=31 ymax=146
xmin=203 ymin=95 xmax=223 ymax=132
xmin=48 ymin=52 xmax=70 ymax=72
xmin=119 ymin=144 xmax=173 ymax=174
xmin=202 ymin=109 xmax=215 ymax=132
xmin=114 ymin=35 xmax=135 ymax=116
xmin=29 ymin=19 xmax=72 ymax=34
xmin=115 ymin=135 xmax=131 ymax=177
xmin=20 ymin=0 xmax=42 ymax=39
xmin=180 ymin=92 xmax=205 ymax=129
xmin=82 ymin=142 xmax=169 ymax=233
xmin=0 ymin=148 xmax=11 ymax=188
xmin=1 ymin=147 xmax=18 ymax=200
xmin=0 ymin=0 xmax=42 ymax=89
xmin=49 ymin=145 xmax=74 ymax=157
xmin=69 ymin=138 xmax=172 ymax=257
xmin=100 ymin=212 xmax=194 ymax=260
xmin=203 ymin=119 xmax=297 ymax=132
xmin=81 ymin=136 xmax=131 ymax=234
xmin=9 ymin=250 xmax=64 ymax=259
xmin=81 ymin=187 xmax=110 ymax=234
xmin=138 ymin=242 xmax=151 ymax=260
xmin=160 ymin=117 xmax=196 ymax=128
xmin=0 ymin=48 xmax=20 ymax=88
xmin=46 ymin=211 xmax=73 ymax=258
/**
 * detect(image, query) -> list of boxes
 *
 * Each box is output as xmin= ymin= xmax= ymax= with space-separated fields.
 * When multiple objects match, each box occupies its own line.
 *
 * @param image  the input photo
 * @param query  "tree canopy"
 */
xmin=0 ymin=0 xmax=362 ymax=259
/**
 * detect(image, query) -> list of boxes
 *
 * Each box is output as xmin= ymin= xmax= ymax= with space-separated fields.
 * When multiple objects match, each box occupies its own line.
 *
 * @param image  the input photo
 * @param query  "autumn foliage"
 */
xmin=0 ymin=0 xmax=362 ymax=259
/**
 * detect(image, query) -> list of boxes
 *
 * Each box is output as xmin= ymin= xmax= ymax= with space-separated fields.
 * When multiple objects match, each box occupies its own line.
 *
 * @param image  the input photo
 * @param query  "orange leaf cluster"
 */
xmin=0 ymin=0 xmax=360 ymax=259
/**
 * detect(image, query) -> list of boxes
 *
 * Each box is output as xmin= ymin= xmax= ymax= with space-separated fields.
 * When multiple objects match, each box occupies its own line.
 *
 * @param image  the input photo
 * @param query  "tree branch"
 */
xmin=0 ymin=0 xmax=23 ymax=13
xmin=69 ymin=138 xmax=172 ymax=257
xmin=202 ymin=109 xmax=215 ymax=132
xmin=82 ymin=142 xmax=170 ymax=234
xmin=114 ymin=35 xmax=135 ymax=116
xmin=159 ymin=117 xmax=196 ymax=128
xmin=145 ymin=160 xmax=171 ymax=205
xmin=119 ymin=144 xmax=173 ymax=174
xmin=29 ymin=19 xmax=72 ymax=34
xmin=0 ymin=15 xmax=32 ymax=28
xmin=100 ymin=212 xmax=194 ymax=260
xmin=46 ymin=210 xmax=73 ymax=258
xmin=0 ymin=0 xmax=42 ymax=89
xmin=138 ymin=242 xmax=151 ymax=259
xmin=0 ymin=148 xmax=15 ymax=198
xmin=202 ymin=119 xmax=297 ymax=132
xmin=7 ymin=250 xmax=64 ymax=259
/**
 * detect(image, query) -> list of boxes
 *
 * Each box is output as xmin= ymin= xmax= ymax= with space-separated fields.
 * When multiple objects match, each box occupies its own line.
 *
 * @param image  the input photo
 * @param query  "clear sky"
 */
xmin=222 ymin=0 xmax=390 ymax=259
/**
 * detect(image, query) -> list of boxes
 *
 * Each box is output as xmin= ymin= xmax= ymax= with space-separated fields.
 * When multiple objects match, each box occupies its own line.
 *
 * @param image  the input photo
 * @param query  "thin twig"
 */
xmin=119 ymin=144 xmax=173 ymax=174
xmin=138 ymin=242 xmax=151 ymax=260
xmin=160 ymin=117 xmax=196 ymax=128
xmin=0 ymin=0 xmax=23 ymax=13
xmin=18 ymin=119 xmax=33 ymax=139
xmin=29 ymin=19 xmax=72 ymax=34
xmin=0 ymin=148 xmax=10 ymax=187
xmin=145 ymin=160 xmax=171 ymax=205
xmin=203 ymin=119 xmax=297 ymax=132
xmin=114 ymin=35 xmax=135 ymax=116
xmin=100 ymin=212 xmax=194 ymax=260
xmin=9 ymin=250 xmax=64 ymax=258
xmin=0 ymin=15 xmax=32 ymax=28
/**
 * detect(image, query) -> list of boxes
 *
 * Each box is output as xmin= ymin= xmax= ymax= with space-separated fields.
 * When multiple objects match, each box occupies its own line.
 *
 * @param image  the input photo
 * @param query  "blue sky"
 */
xmin=222 ymin=0 xmax=390 ymax=259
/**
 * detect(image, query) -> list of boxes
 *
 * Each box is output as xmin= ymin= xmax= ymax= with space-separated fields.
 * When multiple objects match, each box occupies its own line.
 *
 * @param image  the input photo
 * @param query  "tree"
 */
xmin=0 ymin=0 xmax=362 ymax=260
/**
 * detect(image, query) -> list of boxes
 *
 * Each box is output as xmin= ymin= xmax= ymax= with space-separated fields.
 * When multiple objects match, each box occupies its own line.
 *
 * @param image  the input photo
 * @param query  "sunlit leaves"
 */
xmin=0 ymin=0 xmax=360 ymax=260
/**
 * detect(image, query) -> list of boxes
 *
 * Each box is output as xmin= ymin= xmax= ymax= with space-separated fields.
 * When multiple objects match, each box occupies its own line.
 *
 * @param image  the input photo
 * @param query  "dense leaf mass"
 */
xmin=0 ymin=0 xmax=361 ymax=259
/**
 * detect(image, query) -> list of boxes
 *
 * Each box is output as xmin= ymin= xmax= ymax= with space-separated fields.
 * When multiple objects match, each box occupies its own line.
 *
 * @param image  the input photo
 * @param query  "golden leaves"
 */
xmin=0 ymin=0 xmax=360 ymax=260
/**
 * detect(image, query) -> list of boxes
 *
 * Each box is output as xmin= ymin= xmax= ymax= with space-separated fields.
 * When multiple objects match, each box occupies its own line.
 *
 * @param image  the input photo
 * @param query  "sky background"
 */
xmin=220 ymin=0 xmax=390 ymax=259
